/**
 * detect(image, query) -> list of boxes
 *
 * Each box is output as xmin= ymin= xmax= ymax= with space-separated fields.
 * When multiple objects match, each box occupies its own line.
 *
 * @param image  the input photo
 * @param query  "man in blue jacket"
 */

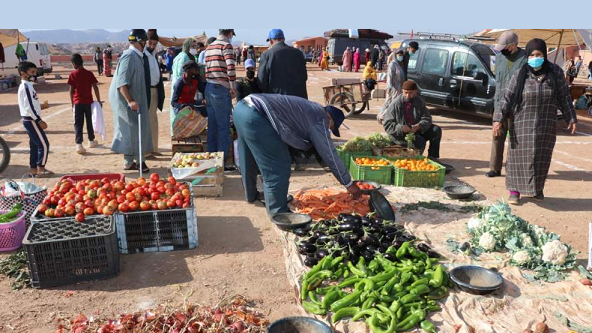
xmin=233 ymin=94 xmax=362 ymax=214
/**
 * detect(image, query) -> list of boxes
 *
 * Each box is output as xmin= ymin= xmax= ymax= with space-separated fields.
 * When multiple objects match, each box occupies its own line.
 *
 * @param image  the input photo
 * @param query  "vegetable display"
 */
xmin=37 ymin=174 xmax=192 ymax=223
xmin=300 ymin=242 xmax=450 ymax=333
xmin=467 ymin=201 xmax=577 ymax=282
xmin=354 ymin=157 xmax=392 ymax=168
xmin=0 ymin=203 xmax=22 ymax=223
xmin=292 ymin=189 xmax=371 ymax=220
xmin=393 ymin=158 xmax=438 ymax=171
xmin=339 ymin=133 xmax=393 ymax=153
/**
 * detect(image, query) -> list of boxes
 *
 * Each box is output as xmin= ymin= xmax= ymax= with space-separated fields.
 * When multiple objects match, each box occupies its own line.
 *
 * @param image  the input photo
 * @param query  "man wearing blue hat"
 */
xmin=233 ymin=94 xmax=362 ymax=215
xmin=258 ymin=29 xmax=308 ymax=99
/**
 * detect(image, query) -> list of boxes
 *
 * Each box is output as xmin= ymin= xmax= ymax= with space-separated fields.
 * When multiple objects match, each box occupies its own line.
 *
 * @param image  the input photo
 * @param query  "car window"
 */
xmin=451 ymin=52 xmax=487 ymax=78
xmin=407 ymin=49 xmax=420 ymax=71
xmin=421 ymin=48 xmax=448 ymax=75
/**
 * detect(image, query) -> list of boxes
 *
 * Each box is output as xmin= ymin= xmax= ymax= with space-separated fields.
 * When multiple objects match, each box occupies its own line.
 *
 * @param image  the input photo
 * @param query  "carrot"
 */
xmin=292 ymin=188 xmax=372 ymax=220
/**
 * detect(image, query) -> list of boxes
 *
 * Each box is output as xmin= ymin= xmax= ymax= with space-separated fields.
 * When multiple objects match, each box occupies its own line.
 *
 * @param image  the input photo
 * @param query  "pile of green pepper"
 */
xmin=0 ymin=203 xmax=22 ymax=223
xmin=300 ymin=241 xmax=452 ymax=333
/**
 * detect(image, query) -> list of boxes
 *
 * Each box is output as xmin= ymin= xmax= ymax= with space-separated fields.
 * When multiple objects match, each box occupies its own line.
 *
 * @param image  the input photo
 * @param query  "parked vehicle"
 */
xmin=0 ymin=136 xmax=10 ymax=175
xmin=327 ymin=37 xmax=389 ymax=65
xmin=401 ymin=38 xmax=497 ymax=117
xmin=0 ymin=41 xmax=53 ymax=77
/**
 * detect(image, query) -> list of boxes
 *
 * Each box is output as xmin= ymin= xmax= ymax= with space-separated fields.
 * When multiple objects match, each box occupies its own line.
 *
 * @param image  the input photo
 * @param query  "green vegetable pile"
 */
xmin=0 ymin=203 xmax=22 ymax=223
xmin=339 ymin=133 xmax=393 ymax=153
xmin=467 ymin=201 xmax=577 ymax=282
xmin=300 ymin=242 xmax=450 ymax=333
xmin=0 ymin=250 xmax=30 ymax=290
xmin=367 ymin=133 xmax=393 ymax=149
xmin=405 ymin=133 xmax=415 ymax=149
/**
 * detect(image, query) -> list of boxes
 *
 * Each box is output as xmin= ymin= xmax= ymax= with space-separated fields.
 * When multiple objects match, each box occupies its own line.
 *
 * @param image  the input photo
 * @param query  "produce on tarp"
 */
xmin=292 ymin=189 xmax=371 ymax=220
xmin=466 ymin=201 xmax=577 ymax=282
xmin=0 ymin=250 xmax=30 ymax=290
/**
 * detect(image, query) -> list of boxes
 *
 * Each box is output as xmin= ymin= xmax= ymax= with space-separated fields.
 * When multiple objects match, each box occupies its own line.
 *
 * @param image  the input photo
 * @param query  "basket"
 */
xmin=336 ymin=149 xmax=372 ymax=169
xmin=348 ymin=156 xmax=393 ymax=185
xmin=22 ymin=216 xmax=120 ymax=288
xmin=0 ymin=210 xmax=27 ymax=252
xmin=390 ymin=156 xmax=446 ymax=188
xmin=114 ymin=207 xmax=198 ymax=254
xmin=59 ymin=173 xmax=125 ymax=183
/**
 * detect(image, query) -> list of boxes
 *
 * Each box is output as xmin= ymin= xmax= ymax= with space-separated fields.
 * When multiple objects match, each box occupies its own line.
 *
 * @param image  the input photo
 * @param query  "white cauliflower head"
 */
xmin=532 ymin=225 xmax=546 ymax=237
xmin=520 ymin=233 xmax=533 ymax=247
xmin=512 ymin=250 xmax=531 ymax=265
xmin=467 ymin=218 xmax=484 ymax=231
xmin=542 ymin=240 xmax=568 ymax=266
xmin=479 ymin=232 xmax=496 ymax=251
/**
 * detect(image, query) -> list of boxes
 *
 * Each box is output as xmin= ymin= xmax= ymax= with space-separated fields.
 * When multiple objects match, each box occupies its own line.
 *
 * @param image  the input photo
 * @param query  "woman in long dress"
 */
xmin=342 ymin=47 xmax=352 ymax=72
xmin=320 ymin=48 xmax=330 ymax=71
xmin=494 ymin=38 xmax=578 ymax=204
xmin=353 ymin=48 xmax=361 ymax=72
xmin=103 ymin=46 xmax=113 ymax=77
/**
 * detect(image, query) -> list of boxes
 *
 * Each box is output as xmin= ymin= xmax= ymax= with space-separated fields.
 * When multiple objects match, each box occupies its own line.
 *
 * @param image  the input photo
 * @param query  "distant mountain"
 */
xmin=24 ymin=29 xmax=129 ymax=43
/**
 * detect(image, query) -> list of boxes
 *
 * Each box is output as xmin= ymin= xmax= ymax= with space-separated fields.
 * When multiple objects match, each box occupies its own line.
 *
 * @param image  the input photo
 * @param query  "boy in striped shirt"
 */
xmin=204 ymin=29 xmax=236 ymax=169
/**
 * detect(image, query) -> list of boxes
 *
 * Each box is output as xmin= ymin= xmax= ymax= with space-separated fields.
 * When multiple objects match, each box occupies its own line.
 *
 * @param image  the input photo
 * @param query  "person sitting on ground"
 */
xmin=171 ymin=60 xmax=205 ymax=115
xmin=382 ymin=80 xmax=442 ymax=160
xmin=236 ymin=59 xmax=261 ymax=102
xmin=363 ymin=61 xmax=378 ymax=90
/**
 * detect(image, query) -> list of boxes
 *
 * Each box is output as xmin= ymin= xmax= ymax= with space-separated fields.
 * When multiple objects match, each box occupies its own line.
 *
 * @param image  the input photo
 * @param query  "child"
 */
xmin=17 ymin=61 xmax=52 ymax=177
xmin=171 ymin=60 xmax=205 ymax=115
xmin=67 ymin=53 xmax=101 ymax=154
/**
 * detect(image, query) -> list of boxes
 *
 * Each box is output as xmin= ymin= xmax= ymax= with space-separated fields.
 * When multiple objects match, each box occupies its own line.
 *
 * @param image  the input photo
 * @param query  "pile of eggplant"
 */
xmin=294 ymin=213 xmax=440 ymax=267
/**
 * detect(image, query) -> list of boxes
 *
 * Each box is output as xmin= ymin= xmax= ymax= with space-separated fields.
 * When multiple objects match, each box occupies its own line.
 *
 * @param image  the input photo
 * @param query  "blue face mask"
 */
xmin=409 ymin=50 xmax=415 ymax=56
xmin=528 ymin=57 xmax=545 ymax=69
xmin=396 ymin=55 xmax=403 ymax=62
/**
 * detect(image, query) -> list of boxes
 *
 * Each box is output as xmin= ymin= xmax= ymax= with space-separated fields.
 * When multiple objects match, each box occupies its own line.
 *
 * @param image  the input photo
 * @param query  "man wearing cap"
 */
xmin=258 ymin=29 xmax=308 ymax=99
xmin=145 ymin=29 xmax=165 ymax=156
xmin=486 ymin=31 xmax=526 ymax=178
xmin=109 ymin=29 xmax=153 ymax=173
xmin=233 ymin=94 xmax=362 ymax=214
xmin=236 ymin=59 xmax=260 ymax=102
xmin=401 ymin=41 xmax=419 ymax=80
xmin=383 ymin=80 xmax=442 ymax=160
xmin=204 ymin=29 xmax=237 ymax=169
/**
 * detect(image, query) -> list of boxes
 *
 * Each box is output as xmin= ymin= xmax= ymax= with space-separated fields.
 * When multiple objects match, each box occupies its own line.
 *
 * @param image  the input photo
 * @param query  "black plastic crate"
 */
xmin=115 ymin=207 xmax=198 ymax=254
xmin=22 ymin=216 xmax=120 ymax=288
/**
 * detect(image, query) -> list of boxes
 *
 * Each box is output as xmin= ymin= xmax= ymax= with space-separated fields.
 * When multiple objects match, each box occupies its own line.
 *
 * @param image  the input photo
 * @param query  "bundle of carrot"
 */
xmin=292 ymin=188 xmax=371 ymax=220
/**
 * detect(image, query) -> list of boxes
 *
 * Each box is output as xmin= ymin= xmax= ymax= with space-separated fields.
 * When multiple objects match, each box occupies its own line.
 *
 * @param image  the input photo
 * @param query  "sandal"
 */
xmin=139 ymin=162 xmax=150 ymax=173
xmin=124 ymin=162 xmax=137 ymax=170
xmin=35 ymin=170 xmax=54 ymax=178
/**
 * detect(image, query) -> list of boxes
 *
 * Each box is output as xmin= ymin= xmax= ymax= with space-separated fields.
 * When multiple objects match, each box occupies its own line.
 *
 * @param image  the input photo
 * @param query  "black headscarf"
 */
xmin=512 ymin=38 xmax=555 ymax=110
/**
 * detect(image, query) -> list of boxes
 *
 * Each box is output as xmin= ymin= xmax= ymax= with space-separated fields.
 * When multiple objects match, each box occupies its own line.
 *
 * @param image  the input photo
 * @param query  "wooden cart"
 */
xmin=322 ymin=82 xmax=371 ymax=117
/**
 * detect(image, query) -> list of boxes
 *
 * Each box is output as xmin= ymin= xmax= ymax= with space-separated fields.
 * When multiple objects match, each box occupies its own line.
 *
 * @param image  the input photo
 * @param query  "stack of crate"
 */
xmin=170 ymin=152 xmax=224 ymax=197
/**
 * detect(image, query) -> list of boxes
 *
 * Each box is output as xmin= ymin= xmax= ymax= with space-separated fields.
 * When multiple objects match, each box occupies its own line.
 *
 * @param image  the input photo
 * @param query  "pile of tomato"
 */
xmin=393 ymin=158 xmax=438 ymax=171
xmin=357 ymin=182 xmax=376 ymax=191
xmin=37 ymin=173 xmax=192 ymax=222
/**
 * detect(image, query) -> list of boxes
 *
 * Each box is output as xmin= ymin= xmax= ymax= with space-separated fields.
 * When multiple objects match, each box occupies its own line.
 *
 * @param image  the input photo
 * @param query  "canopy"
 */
xmin=476 ymin=29 xmax=592 ymax=50
xmin=159 ymin=33 xmax=207 ymax=48
xmin=0 ymin=29 xmax=28 ymax=48
xmin=390 ymin=41 xmax=402 ymax=50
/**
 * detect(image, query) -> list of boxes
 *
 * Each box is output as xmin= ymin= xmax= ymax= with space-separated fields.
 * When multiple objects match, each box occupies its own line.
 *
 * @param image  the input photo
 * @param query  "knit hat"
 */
xmin=402 ymin=80 xmax=418 ymax=91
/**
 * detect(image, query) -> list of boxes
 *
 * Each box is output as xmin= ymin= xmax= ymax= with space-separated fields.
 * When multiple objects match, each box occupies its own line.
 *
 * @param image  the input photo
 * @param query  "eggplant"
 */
xmin=382 ymin=226 xmax=399 ymax=235
xmin=361 ymin=250 xmax=374 ymax=262
xmin=353 ymin=215 xmax=362 ymax=224
xmin=338 ymin=213 xmax=347 ymax=221
xmin=366 ymin=224 xmax=382 ymax=233
xmin=384 ymin=253 xmax=396 ymax=261
xmin=316 ymin=248 xmax=330 ymax=259
xmin=347 ymin=233 xmax=360 ymax=242
xmin=313 ymin=231 xmax=326 ymax=238
xmin=417 ymin=243 xmax=431 ymax=253
xmin=398 ymin=234 xmax=416 ymax=242
xmin=361 ymin=218 xmax=373 ymax=227
xmin=307 ymin=236 xmax=318 ymax=244
xmin=337 ymin=223 xmax=359 ymax=232
xmin=361 ymin=234 xmax=379 ymax=247
xmin=365 ymin=245 xmax=378 ymax=253
xmin=299 ymin=243 xmax=317 ymax=255
xmin=316 ymin=235 xmax=332 ymax=245
xmin=393 ymin=224 xmax=405 ymax=231
xmin=392 ymin=239 xmax=404 ymax=249
xmin=293 ymin=228 xmax=309 ymax=237
xmin=378 ymin=245 xmax=388 ymax=253
xmin=427 ymin=250 xmax=441 ymax=258
xmin=304 ymin=256 xmax=319 ymax=267
xmin=384 ymin=232 xmax=397 ymax=242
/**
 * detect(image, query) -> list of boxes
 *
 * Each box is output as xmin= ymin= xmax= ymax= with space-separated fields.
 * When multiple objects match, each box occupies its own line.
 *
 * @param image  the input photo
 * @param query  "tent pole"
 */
xmin=554 ymin=29 xmax=564 ymax=63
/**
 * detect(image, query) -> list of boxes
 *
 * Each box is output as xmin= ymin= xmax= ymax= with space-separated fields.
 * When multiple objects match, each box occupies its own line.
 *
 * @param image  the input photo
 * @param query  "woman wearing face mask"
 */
xmin=169 ymin=37 xmax=196 ymax=134
xmin=494 ymin=38 xmax=578 ymax=204
xmin=236 ymin=59 xmax=261 ymax=102
xmin=378 ymin=49 xmax=406 ymax=124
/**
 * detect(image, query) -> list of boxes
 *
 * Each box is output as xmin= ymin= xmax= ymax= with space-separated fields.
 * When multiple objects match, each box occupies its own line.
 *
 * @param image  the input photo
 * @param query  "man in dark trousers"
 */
xmin=370 ymin=44 xmax=380 ymax=68
xmin=401 ymin=41 xmax=419 ymax=80
xmin=257 ymin=29 xmax=308 ymax=99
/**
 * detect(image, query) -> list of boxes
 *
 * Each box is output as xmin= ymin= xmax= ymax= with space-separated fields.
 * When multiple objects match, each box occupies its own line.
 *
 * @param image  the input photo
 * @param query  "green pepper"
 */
xmin=370 ymin=267 xmax=397 ymax=283
xmin=315 ymin=286 xmax=333 ymax=295
xmin=355 ymin=278 xmax=375 ymax=292
xmin=429 ymin=265 xmax=443 ymax=288
xmin=357 ymin=256 xmax=366 ymax=270
xmin=389 ymin=300 xmax=401 ymax=313
xmin=427 ymin=286 xmax=448 ymax=300
xmin=400 ymin=293 xmax=420 ymax=304
xmin=411 ymin=278 xmax=429 ymax=288
xmin=410 ymin=284 xmax=431 ymax=296
xmin=301 ymin=278 xmax=309 ymax=301
xmin=302 ymin=301 xmax=327 ymax=315
xmin=329 ymin=290 xmax=362 ymax=312
xmin=413 ymin=262 xmax=425 ymax=274
xmin=362 ymin=297 xmax=376 ymax=310
xmin=378 ymin=295 xmax=395 ymax=303
xmin=420 ymin=319 xmax=436 ymax=333
xmin=343 ymin=269 xmax=350 ymax=279
xmin=395 ymin=309 xmax=425 ymax=331
xmin=306 ymin=269 xmax=333 ymax=283
xmin=396 ymin=306 xmax=404 ymax=320
xmin=352 ymin=308 xmax=381 ymax=322
xmin=309 ymin=291 xmax=322 ymax=306
xmin=385 ymin=246 xmax=397 ymax=256
xmin=332 ymin=306 xmax=360 ymax=322
xmin=338 ymin=276 xmax=361 ymax=288
xmin=368 ymin=259 xmax=380 ymax=272
xmin=348 ymin=261 xmax=367 ymax=277
xmin=321 ymin=255 xmax=334 ymax=270
xmin=393 ymin=283 xmax=403 ymax=293
xmin=376 ymin=304 xmax=395 ymax=318
xmin=330 ymin=256 xmax=344 ymax=269
xmin=402 ymin=301 xmax=423 ymax=309
xmin=375 ymin=254 xmax=395 ymax=270
xmin=322 ymin=289 xmax=340 ymax=309
xmin=304 ymin=256 xmax=327 ymax=281
xmin=425 ymin=305 xmax=442 ymax=312
xmin=332 ymin=267 xmax=344 ymax=280
xmin=381 ymin=276 xmax=399 ymax=295
xmin=367 ymin=313 xmax=397 ymax=333
xmin=408 ymin=247 xmax=428 ymax=260
xmin=396 ymin=242 xmax=410 ymax=259
xmin=400 ymin=272 xmax=412 ymax=285
xmin=0 ymin=203 xmax=22 ymax=223
xmin=308 ymin=278 xmax=322 ymax=290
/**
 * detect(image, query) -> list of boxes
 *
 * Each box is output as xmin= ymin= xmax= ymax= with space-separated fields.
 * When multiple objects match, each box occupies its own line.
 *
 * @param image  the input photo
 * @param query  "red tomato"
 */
xmin=113 ymin=181 xmax=125 ymax=192
xmin=151 ymin=192 xmax=160 ymax=201
xmin=156 ymin=180 xmax=165 ymax=187
xmin=128 ymin=201 xmax=139 ymax=211
xmin=97 ymin=205 xmax=104 ymax=214
xmin=65 ymin=205 xmax=75 ymax=216
xmin=83 ymin=207 xmax=94 ymax=216
xmin=103 ymin=206 xmax=115 ymax=216
xmin=136 ymin=187 xmax=146 ymax=197
xmin=157 ymin=201 xmax=167 ymax=210
xmin=125 ymin=192 xmax=136 ymax=202
xmin=78 ymin=189 xmax=86 ymax=196
xmin=181 ymin=189 xmax=191 ymax=198
xmin=84 ymin=199 xmax=93 ymax=207
xmin=75 ymin=213 xmax=85 ymax=222
xmin=100 ymin=177 xmax=110 ymax=185
xmin=45 ymin=208 xmax=55 ymax=218
xmin=167 ymin=176 xmax=177 ymax=186
xmin=89 ymin=180 xmax=100 ymax=189
xmin=157 ymin=186 xmax=166 ymax=194
xmin=150 ymin=173 xmax=160 ymax=183
xmin=167 ymin=200 xmax=176 ymax=208
xmin=38 ymin=204 xmax=48 ymax=213
xmin=50 ymin=196 xmax=60 ymax=205
xmin=42 ymin=197 xmax=51 ymax=205
xmin=139 ymin=201 xmax=150 ymax=211
xmin=74 ymin=194 xmax=83 ymax=202
xmin=137 ymin=177 xmax=147 ymax=186
xmin=118 ymin=202 xmax=129 ymax=212
xmin=108 ymin=199 xmax=118 ymax=209
xmin=102 ymin=183 xmax=112 ymax=192
xmin=58 ymin=198 xmax=66 ymax=207
xmin=182 ymin=202 xmax=190 ymax=208
xmin=125 ymin=184 xmax=135 ymax=192
xmin=116 ymin=195 xmax=125 ymax=204
xmin=178 ymin=184 xmax=189 ymax=191
xmin=175 ymin=200 xmax=183 ymax=208
xmin=165 ymin=188 xmax=175 ymax=196
xmin=164 ymin=183 xmax=174 ymax=190
xmin=75 ymin=202 xmax=86 ymax=213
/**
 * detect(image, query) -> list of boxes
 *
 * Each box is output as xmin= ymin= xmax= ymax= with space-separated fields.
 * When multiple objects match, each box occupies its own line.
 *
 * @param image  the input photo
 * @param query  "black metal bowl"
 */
xmin=443 ymin=185 xmax=476 ymax=200
xmin=356 ymin=180 xmax=382 ymax=194
xmin=439 ymin=163 xmax=455 ymax=175
xmin=450 ymin=265 xmax=504 ymax=295
xmin=271 ymin=213 xmax=312 ymax=231
xmin=369 ymin=191 xmax=396 ymax=222
xmin=266 ymin=316 xmax=332 ymax=333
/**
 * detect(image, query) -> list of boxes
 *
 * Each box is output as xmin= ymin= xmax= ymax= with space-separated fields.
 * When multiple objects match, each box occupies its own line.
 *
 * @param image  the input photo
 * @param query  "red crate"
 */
xmin=59 ymin=173 xmax=125 ymax=183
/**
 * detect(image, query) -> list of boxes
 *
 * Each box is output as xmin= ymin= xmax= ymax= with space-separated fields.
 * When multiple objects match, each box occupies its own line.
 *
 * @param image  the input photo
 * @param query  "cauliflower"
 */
xmin=542 ymin=240 xmax=568 ymax=265
xmin=532 ymin=225 xmax=546 ymax=238
xmin=520 ymin=233 xmax=533 ymax=247
xmin=479 ymin=232 xmax=496 ymax=251
xmin=512 ymin=250 xmax=531 ymax=265
xmin=467 ymin=218 xmax=484 ymax=231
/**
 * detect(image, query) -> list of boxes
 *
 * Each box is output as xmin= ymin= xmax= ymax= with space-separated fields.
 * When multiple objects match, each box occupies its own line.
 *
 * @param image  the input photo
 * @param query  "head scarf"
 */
xmin=182 ymin=37 xmax=196 ymax=59
xmin=512 ymin=38 xmax=555 ymax=111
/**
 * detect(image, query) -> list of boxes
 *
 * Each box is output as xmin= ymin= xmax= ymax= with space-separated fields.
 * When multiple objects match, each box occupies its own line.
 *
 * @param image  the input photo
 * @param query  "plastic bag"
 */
xmin=91 ymin=101 xmax=106 ymax=141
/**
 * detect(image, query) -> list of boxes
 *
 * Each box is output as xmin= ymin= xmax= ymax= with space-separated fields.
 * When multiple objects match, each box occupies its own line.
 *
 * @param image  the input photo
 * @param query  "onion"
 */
xmin=535 ymin=322 xmax=548 ymax=333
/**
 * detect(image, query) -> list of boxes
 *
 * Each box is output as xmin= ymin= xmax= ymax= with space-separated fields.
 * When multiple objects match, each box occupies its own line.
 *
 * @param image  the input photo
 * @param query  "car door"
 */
xmin=450 ymin=50 xmax=495 ymax=115
xmin=415 ymin=47 xmax=451 ymax=107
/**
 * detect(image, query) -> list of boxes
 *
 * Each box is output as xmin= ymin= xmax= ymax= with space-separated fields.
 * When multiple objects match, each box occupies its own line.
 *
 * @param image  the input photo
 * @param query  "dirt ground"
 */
xmin=0 ymin=63 xmax=591 ymax=332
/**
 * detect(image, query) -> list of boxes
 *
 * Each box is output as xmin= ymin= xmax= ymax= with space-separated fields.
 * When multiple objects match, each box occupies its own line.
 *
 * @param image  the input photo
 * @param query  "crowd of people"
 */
xmin=15 ymin=29 xmax=580 ymax=212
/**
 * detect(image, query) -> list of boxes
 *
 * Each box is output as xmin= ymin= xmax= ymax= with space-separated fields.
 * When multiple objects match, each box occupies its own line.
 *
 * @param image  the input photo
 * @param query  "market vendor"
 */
xmin=382 ymin=80 xmax=442 ymax=160
xmin=171 ymin=60 xmax=205 ymax=115
xmin=233 ymin=94 xmax=362 ymax=214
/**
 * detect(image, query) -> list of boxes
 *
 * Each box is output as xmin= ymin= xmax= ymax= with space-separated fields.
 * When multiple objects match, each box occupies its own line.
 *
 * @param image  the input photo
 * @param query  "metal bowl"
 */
xmin=369 ymin=191 xmax=396 ymax=222
xmin=266 ymin=316 xmax=332 ymax=333
xmin=443 ymin=185 xmax=476 ymax=200
xmin=439 ymin=162 xmax=455 ymax=175
xmin=271 ymin=213 xmax=312 ymax=231
xmin=356 ymin=181 xmax=382 ymax=194
xmin=450 ymin=265 xmax=504 ymax=295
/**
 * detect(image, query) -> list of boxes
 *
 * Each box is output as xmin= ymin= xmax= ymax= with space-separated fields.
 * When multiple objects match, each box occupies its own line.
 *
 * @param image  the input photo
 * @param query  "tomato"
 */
xmin=178 ymin=184 xmax=189 ymax=191
xmin=136 ymin=187 xmax=146 ymax=197
xmin=150 ymin=173 xmax=160 ymax=183
xmin=75 ymin=213 xmax=85 ymax=223
xmin=125 ymin=184 xmax=135 ymax=192
xmin=75 ymin=183 xmax=85 ymax=192
xmin=120 ymin=189 xmax=128 ymax=195
xmin=128 ymin=201 xmax=139 ymax=212
xmin=181 ymin=189 xmax=191 ymax=198
xmin=87 ymin=189 xmax=97 ymax=199
xmin=75 ymin=202 xmax=86 ymax=213
xmin=165 ymin=188 xmax=175 ymax=196
xmin=106 ymin=192 xmax=115 ymax=200
xmin=156 ymin=180 xmax=165 ymax=187
xmin=117 ymin=195 xmax=126 ymax=204
xmin=164 ymin=183 xmax=174 ymax=190
xmin=167 ymin=200 xmax=176 ymax=208
xmin=157 ymin=186 xmax=166 ymax=194
xmin=175 ymin=199 xmax=183 ymax=208
xmin=182 ymin=202 xmax=190 ymax=209
xmin=37 ymin=204 xmax=48 ymax=214
xmin=84 ymin=199 xmax=93 ymax=207
xmin=118 ymin=202 xmax=129 ymax=212
xmin=42 ymin=197 xmax=51 ymax=205
xmin=157 ymin=201 xmax=167 ymax=210
xmin=89 ymin=180 xmax=100 ymax=189
xmin=137 ymin=177 xmax=147 ymax=186
xmin=74 ymin=194 xmax=83 ymax=202
xmin=83 ymin=207 xmax=95 ymax=216
xmin=50 ymin=196 xmax=60 ymax=205
xmin=45 ymin=208 xmax=55 ymax=218
xmin=167 ymin=176 xmax=177 ymax=186
xmin=151 ymin=192 xmax=160 ymax=201
xmin=125 ymin=192 xmax=136 ymax=202
xmin=57 ymin=198 xmax=65 ymax=207
xmin=113 ymin=181 xmax=125 ymax=192
xmin=140 ymin=201 xmax=151 ymax=211
xmin=103 ymin=206 xmax=115 ymax=216
xmin=108 ymin=199 xmax=118 ymax=209
xmin=102 ymin=183 xmax=112 ymax=192
xmin=65 ymin=205 xmax=75 ymax=216
xmin=97 ymin=205 xmax=104 ymax=214
xmin=134 ymin=193 xmax=143 ymax=202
